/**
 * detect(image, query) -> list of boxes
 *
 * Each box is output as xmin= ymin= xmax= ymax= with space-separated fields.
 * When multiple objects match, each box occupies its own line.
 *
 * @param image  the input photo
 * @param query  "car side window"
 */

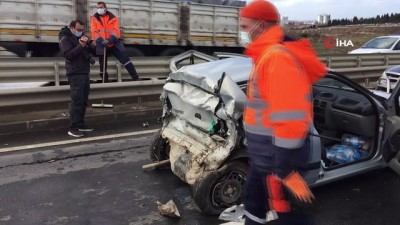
xmin=314 ymin=77 xmax=354 ymax=91
xmin=363 ymin=37 xmax=398 ymax=49
xmin=397 ymin=96 xmax=400 ymax=116
xmin=394 ymin=41 xmax=400 ymax=50
xmin=241 ymin=86 xmax=247 ymax=95
xmin=237 ymin=82 xmax=247 ymax=95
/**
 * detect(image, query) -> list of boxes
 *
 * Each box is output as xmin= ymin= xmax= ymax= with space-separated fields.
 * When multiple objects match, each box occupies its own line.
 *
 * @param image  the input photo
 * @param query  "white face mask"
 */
xmin=74 ymin=31 xmax=83 ymax=38
xmin=239 ymin=31 xmax=251 ymax=47
xmin=97 ymin=8 xmax=106 ymax=15
xmin=239 ymin=21 xmax=262 ymax=47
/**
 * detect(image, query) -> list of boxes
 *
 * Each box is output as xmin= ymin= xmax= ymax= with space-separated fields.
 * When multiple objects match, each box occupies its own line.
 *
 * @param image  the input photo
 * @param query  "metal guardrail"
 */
xmin=1 ymin=54 xmax=400 ymax=84
xmin=0 ymin=80 xmax=165 ymax=108
xmin=0 ymin=54 xmax=397 ymax=111
xmin=320 ymin=54 xmax=400 ymax=68
xmin=0 ymin=57 xmax=172 ymax=84
xmin=334 ymin=65 xmax=390 ymax=86
xmin=0 ymin=67 xmax=389 ymax=112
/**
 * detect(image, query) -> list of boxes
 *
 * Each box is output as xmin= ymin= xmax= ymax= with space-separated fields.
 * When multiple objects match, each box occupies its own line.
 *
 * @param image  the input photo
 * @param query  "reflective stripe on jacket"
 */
xmin=244 ymin=25 xmax=321 ymax=149
xmin=90 ymin=12 xmax=121 ymax=42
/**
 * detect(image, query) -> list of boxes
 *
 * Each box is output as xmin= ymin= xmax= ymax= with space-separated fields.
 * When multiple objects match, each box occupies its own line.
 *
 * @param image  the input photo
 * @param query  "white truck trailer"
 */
xmin=0 ymin=0 xmax=244 ymax=57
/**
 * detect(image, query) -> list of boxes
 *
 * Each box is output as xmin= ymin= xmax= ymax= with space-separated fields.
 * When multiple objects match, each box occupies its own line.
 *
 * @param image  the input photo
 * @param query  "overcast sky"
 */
xmin=249 ymin=0 xmax=400 ymax=20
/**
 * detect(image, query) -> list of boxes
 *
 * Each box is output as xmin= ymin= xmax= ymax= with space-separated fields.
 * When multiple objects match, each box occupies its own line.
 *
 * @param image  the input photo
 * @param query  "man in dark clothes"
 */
xmin=59 ymin=20 xmax=94 ymax=138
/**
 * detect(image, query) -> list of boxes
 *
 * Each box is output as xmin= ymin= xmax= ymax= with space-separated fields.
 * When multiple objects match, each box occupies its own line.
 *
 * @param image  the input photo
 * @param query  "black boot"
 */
xmin=124 ymin=61 xmax=139 ymax=81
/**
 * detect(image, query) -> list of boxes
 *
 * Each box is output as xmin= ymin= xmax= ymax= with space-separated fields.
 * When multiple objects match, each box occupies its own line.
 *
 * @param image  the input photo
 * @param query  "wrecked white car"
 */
xmin=149 ymin=50 xmax=400 ymax=215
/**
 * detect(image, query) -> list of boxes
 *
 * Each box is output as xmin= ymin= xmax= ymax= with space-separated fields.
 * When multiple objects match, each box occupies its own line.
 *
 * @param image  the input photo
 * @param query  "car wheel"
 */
xmin=192 ymin=160 xmax=248 ymax=215
xmin=149 ymin=129 xmax=170 ymax=165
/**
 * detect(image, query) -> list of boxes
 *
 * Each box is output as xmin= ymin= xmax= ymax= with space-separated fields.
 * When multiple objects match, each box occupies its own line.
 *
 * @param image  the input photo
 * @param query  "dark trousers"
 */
xmin=68 ymin=74 xmax=90 ymax=130
xmin=98 ymin=47 xmax=138 ymax=82
xmin=244 ymin=166 xmax=314 ymax=225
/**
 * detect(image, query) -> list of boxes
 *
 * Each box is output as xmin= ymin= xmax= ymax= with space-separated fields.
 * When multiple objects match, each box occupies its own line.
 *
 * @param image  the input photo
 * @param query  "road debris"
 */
xmin=142 ymin=159 xmax=170 ymax=170
xmin=219 ymin=204 xmax=245 ymax=223
xmin=156 ymin=199 xmax=180 ymax=218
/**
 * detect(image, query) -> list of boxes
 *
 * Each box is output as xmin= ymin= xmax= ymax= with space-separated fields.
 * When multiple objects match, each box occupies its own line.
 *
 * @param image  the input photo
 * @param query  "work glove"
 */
xmin=279 ymin=171 xmax=315 ymax=204
xmin=101 ymin=39 xmax=110 ymax=46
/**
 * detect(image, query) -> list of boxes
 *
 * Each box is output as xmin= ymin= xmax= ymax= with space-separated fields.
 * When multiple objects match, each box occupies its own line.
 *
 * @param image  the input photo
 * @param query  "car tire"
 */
xmin=149 ymin=129 xmax=170 ymax=168
xmin=192 ymin=160 xmax=248 ymax=215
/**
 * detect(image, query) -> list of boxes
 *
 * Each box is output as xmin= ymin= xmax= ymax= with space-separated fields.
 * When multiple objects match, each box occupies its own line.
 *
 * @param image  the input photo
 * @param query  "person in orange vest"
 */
xmin=239 ymin=1 xmax=327 ymax=225
xmin=91 ymin=1 xmax=139 ymax=82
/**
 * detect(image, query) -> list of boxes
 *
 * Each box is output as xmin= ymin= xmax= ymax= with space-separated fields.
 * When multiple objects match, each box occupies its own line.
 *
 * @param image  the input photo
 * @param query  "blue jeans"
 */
xmin=98 ymin=45 xmax=138 ymax=82
xmin=68 ymin=74 xmax=90 ymax=130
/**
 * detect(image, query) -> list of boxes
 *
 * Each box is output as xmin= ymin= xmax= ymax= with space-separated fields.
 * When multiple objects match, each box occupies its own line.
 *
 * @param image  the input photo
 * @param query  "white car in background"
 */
xmin=348 ymin=35 xmax=400 ymax=54
xmin=377 ymin=65 xmax=400 ymax=93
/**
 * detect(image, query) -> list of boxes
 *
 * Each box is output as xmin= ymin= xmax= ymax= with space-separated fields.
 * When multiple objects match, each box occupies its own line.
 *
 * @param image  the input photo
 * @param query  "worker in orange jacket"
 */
xmin=239 ymin=1 xmax=327 ymax=225
xmin=91 ymin=1 xmax=138 ymax=82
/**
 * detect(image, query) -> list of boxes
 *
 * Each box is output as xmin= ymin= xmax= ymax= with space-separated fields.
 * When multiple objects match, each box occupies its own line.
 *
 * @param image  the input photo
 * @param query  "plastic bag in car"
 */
xmin=326 ymin=144 xmax=369 ymax=164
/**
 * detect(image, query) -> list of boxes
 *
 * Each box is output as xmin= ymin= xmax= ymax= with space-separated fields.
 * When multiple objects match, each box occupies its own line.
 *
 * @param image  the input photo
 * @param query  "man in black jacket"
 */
xmin=59 ymin=20 xmax=94 ymax=138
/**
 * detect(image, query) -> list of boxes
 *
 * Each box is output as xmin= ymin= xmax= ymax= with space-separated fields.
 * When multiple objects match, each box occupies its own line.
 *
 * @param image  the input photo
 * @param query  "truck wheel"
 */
xmin=53 ymin=51 xmax=63 ymax=57
xmin=126 ymin=47 xmax=144 ymax=57
xmin=192 ymin=160 xmax=248 ymax=215
xmin=149 ymin=129 xmax=170 ymax=164
xmin=159 ymin=48 xmax=185 ymax=56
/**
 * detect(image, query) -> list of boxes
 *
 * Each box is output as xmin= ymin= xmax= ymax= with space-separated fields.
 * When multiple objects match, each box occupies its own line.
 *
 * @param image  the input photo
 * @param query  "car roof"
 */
xmin=169 ymin=57 xmax=252 ymax=93
xmin=372 ymin=35 xmax=400 ymax=38
xmin=387 ymin=65 xmax=400 ymax=73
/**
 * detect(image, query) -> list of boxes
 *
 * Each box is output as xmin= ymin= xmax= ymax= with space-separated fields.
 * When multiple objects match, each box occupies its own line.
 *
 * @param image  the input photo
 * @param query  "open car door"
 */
xmin=382 ymin=81 xmax=400 ymax=175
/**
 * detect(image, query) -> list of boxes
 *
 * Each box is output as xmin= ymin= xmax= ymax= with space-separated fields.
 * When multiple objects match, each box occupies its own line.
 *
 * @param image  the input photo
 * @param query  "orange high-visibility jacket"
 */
xmin=244 ymin=25 xmax=327 ymax=149
xmin=90 ymin=11 xmax=121 ymax=43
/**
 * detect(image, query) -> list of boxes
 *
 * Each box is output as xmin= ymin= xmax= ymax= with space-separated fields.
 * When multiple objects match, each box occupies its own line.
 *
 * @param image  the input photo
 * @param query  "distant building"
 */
xmin=287 ymin=20 xmax=316 ymax=25
xmin=317 ymin=14 xmax=331 ymax=25
xmin=281 ymin=16 xmax=289 ymax=26
xmin=302 ymin=20 xmax=317 ymax=25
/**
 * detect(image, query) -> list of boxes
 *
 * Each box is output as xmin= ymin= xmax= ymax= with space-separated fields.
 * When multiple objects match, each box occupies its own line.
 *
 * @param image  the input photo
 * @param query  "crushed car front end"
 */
xmin=159 ymin=52 xmax=250 ymax=185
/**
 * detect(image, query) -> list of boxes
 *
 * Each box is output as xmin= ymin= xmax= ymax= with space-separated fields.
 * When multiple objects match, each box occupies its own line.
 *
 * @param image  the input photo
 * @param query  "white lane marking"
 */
xmin=0 ymin=129 xmax=159 ymax=153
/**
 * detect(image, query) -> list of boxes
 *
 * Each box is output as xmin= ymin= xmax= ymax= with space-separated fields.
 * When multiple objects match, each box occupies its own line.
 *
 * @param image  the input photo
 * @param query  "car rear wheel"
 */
xmin=192 ymin=160 xmax=248 ymax=215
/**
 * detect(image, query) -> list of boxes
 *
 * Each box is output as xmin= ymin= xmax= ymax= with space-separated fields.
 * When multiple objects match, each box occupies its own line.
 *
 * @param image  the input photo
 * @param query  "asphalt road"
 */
xmin=0 ymin=132 xmax=400 ymax=225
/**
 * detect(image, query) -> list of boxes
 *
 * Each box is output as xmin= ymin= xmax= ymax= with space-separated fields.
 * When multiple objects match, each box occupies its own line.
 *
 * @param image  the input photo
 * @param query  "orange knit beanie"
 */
xmin=239 ymin=0 xmax=280 ymax=22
